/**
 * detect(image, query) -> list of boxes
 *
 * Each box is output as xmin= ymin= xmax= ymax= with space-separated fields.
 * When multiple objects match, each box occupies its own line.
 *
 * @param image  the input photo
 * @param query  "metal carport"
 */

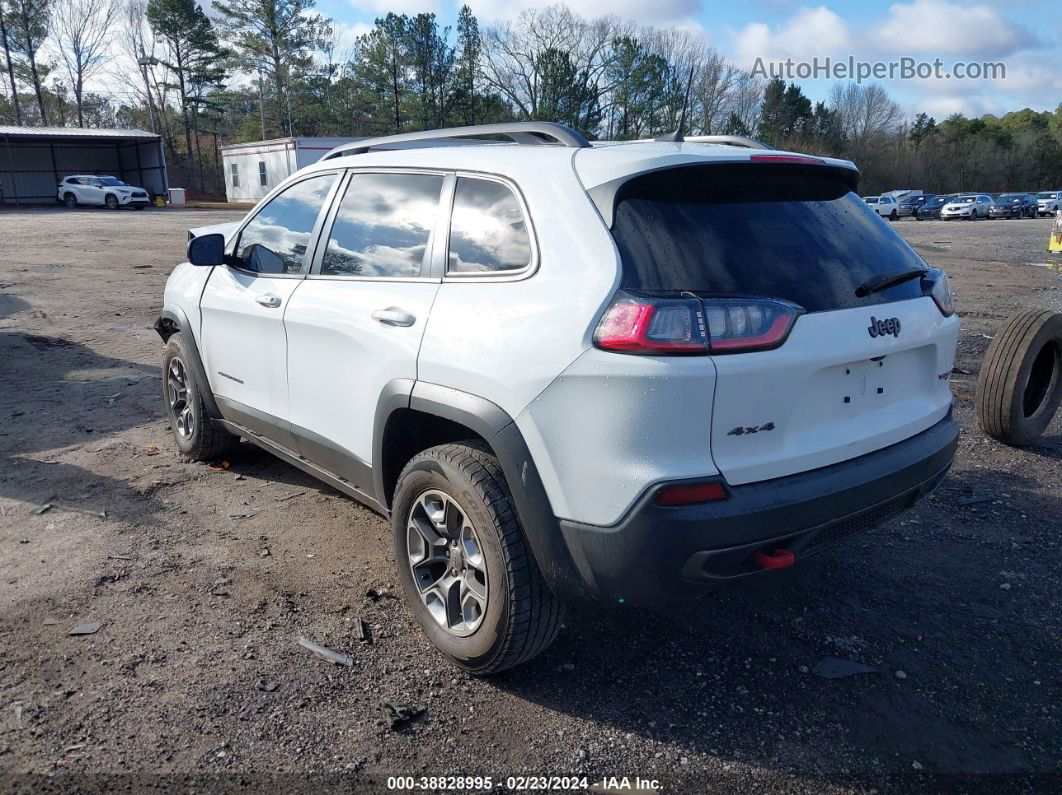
xmin=0 ymin=126 xmax=168 ymax=206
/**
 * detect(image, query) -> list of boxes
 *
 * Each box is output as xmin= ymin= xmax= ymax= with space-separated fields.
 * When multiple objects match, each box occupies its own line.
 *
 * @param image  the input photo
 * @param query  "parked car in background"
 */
xmin=941 ymin=194 xmax=993 ymax=220
xmin=898 ymin=194 xmax=933 ymax=217
xmin=989 ymin=194 xmax=1038 ymax=219
xmin=915 ymin=195 xmax=953 ymax=220
xmin=864 ymin=194 xmax=899 ymax=219
xmin=155 ymin=122 xmax=960 ymax=672
xmin=57 ymin=175 xmax=151 ymax=209
xmin=1036 ymin=191 xmax=1062 ymax=216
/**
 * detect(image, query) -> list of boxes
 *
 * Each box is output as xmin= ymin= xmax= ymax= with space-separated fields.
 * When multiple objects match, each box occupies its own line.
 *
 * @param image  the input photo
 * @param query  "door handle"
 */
xmin=255 ymin=293 xmax=282 ymax=308
xmin=371 ymin=307 xmax=416 ymax=327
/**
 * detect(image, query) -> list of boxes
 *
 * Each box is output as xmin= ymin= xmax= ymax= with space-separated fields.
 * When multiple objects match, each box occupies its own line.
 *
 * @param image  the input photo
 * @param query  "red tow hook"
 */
xmin=754 ymin=548 xmax=796 ymax=570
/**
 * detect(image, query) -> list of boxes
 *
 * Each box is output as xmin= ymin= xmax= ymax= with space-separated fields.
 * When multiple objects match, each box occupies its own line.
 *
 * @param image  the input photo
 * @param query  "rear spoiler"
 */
xmin=587 ymin=157 xmax=860 ymax=228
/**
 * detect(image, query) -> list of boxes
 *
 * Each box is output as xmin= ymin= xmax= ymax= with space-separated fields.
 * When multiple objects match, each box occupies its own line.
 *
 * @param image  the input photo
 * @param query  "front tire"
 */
xmin=392 ymin=442 xmax=564 ymax=674
xmin=105 ymin=194 xmax=120 ymax=210
xmin=889 ymin=210 xmax=897 ymax=220
xmin=162 ymin=332 xmax=240 ymax=461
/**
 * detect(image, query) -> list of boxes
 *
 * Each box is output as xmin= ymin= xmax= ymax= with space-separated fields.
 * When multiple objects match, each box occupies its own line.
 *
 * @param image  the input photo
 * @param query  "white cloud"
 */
xmin=732 ymin=6 xmax=854 ymax=67
xmin=875 ymin=0 xmax=1035 ymax=58
xmin=463 ymin=0 xmax=703 ymax=24
xmin=350 ymin=0 xmax=440 ymax=15
xmin=332 ymin=20 xmax=373 ymax=48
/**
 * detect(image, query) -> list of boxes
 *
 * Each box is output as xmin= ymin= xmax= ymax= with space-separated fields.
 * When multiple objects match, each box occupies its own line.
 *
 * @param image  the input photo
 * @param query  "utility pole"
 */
xmin=257 ymin=65 xmax=266 ymax=140
xmin=137 ymin=56 xmax=159 ymax=133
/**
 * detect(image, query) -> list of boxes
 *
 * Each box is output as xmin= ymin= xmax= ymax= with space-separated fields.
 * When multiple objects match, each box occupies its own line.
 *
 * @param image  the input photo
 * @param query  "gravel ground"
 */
xmin=0 ymin=208 xmax=1059 ymax=794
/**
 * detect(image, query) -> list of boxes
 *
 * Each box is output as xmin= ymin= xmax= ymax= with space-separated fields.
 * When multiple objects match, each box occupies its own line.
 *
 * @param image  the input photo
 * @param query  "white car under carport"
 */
xmin=57 ymin=175 xmax=152 ymax=210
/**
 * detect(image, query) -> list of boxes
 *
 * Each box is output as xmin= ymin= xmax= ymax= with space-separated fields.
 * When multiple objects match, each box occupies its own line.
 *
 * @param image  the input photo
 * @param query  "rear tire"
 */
xmin=162 ymin=332 xmax=240 ymax=461
xmin=64 ymin=193 xmax=77 ymax=208
xmin=976 ymin=310 xmax=1062 ymax=447
xmin=392 ymin=442 xmax=564 ymax=674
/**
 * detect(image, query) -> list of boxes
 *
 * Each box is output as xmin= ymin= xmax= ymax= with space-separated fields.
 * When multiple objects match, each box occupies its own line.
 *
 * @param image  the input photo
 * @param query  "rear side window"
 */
xmin=321 ymin=172 xmax=443 ymax=278
xmin=611 ymin=164 xmax=927 ymax=312
xmin=447 ymin=177 xmax=532 ymax=274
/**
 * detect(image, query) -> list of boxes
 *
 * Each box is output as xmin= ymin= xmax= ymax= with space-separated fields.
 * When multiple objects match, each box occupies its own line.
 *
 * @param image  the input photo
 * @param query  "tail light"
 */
xmin=921 ymin=268 xmax=955 ymax=317
xmin=594 ymin=291 xmax=802 ymax=355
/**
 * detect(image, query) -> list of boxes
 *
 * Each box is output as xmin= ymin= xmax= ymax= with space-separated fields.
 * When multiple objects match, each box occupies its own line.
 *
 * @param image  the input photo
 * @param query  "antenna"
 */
xmin=656 ymin=66 xmax=696 ymax=143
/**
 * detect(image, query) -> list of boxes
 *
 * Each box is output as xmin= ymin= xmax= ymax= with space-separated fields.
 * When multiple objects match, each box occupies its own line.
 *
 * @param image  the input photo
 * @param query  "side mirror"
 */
xmin=187 ymin=233 xmax=225 ymax=266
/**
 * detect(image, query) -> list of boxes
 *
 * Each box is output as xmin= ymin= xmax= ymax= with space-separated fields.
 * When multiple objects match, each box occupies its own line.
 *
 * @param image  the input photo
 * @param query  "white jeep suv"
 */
xmin=156 ymin=123 xmax=960 ymax=673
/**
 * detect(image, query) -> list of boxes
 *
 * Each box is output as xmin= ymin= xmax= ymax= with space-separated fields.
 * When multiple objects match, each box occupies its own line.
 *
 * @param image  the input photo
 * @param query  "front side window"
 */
xmin=447 ymin=177 xmax=532 ymax=274
xmin=231 ymin=163 xmax=239 ymax=188
xmin=321 ymin=172 xmax=443 ymax=277
xmin=259 ymin=161 xmax=267 ymax=187
xmin=234 ymin=173 xmax=335 ymax=275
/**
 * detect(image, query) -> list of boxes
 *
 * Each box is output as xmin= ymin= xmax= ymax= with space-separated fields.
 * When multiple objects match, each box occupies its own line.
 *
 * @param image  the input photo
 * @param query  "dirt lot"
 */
xmin=1 ymin=208 xmax=1059 ymax=793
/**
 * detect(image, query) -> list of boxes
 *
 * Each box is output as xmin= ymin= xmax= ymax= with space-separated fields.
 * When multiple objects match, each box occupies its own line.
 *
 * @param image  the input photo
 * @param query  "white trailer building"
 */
xmin=220 ymin=137 xmax=362 ymax=202
xmin=0 ymin=126 xmax=167 ymax=205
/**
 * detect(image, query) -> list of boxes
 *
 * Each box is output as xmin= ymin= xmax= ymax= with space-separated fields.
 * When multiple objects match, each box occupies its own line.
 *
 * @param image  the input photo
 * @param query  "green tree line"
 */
xmin=1 ymin=1 xmax=1060 ymax=197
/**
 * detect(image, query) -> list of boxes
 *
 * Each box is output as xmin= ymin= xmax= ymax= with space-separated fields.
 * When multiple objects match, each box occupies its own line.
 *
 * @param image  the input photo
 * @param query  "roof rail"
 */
xmin=682 ymin=135 xmax=773 ymax=150
xmin=324 ymin=122 xmax=590 ymax=160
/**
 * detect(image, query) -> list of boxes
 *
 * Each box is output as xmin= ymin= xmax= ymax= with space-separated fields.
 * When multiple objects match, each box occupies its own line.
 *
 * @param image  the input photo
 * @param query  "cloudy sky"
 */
xmin=316 ymin=0 xmax=1061 ymax=120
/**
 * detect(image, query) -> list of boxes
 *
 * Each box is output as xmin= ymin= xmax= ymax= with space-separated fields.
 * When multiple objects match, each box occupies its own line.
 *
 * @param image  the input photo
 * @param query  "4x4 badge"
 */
xmin=728 ymin=422 xmax=775 ymax=436
xmin=868 ymin=316 xmax=901 ymax=338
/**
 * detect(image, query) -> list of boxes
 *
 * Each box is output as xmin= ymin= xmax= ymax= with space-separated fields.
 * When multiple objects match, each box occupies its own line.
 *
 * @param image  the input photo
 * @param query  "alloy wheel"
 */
xmin=405 ymin=489 xmax=489 ymax=636
xmin=167 ymin=357 xmax=195 ymax=439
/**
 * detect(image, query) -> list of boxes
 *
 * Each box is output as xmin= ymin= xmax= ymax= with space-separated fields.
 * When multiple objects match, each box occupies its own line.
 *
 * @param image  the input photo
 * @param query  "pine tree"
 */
xmin=452 ymin=5 xmax=479 ymax=126
xmin=212 ymin=0 xmax=327 ymax=137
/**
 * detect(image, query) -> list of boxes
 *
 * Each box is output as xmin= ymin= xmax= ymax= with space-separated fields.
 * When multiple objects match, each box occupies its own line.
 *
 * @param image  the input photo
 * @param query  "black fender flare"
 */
xmin=374 ymin=381 xmax=592 ymax=604
xmin=154 ymin=307 xmax=223 ymax=421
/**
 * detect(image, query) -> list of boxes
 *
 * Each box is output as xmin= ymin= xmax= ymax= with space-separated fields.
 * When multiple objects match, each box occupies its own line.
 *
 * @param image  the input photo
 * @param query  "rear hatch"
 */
xmin=606 ymin=161 xmax=959 ymax=485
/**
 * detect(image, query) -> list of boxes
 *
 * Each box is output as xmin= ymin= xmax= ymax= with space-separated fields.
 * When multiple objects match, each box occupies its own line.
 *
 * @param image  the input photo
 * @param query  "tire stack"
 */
xmin=976 ymin=310 xmax=1062 ymax=446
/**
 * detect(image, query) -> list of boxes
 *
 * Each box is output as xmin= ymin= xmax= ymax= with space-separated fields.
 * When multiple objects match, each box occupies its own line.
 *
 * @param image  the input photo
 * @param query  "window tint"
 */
xmin=321 ymin=172 xmax=443 ymax=277
xmin=610 ymin=163 xmax=927 ymax=313
xmin=66 ymin=177 xmax=81 ymax=185
xmin=235 ymin=174 xmax=335 ymax=275
xmin=447 ymin=178 xmax=531 ymax=274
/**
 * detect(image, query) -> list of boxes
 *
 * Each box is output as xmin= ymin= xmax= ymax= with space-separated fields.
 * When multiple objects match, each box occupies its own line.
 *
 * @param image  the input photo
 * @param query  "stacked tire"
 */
xmin=976 ymin=310 xmax=1062 ymax=446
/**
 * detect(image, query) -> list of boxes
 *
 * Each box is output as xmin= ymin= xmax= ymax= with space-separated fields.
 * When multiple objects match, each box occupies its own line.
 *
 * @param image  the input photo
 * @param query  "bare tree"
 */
xmin=829 ymin=83 xmax=901 ymax=145
xmin=482 ymin=5 xmax=619 ymax=123
xmin=52 ymin=0 xmax=119 ymax=127
xmin=116 ymin=0 xmax=171 ymax=145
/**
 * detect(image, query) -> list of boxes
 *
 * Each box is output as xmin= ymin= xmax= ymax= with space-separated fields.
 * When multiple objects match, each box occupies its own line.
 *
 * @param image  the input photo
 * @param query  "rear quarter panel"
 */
xmin=416 ymin=161 xmax=619 ymax=420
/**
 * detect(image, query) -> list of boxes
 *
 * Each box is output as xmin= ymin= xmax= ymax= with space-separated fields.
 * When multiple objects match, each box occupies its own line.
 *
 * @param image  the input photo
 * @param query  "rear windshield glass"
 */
xmin=610 ymin=164 xmax=927 ymax=312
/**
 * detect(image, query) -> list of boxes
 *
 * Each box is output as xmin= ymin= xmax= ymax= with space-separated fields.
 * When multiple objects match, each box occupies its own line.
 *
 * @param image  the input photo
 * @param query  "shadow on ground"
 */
xmin=490 ymin=467 xmax=1060 ymax=789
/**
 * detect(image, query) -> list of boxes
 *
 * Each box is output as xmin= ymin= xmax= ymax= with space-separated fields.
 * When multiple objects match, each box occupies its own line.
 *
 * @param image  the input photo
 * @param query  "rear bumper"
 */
xmin=557 ymin=409 xmax=959 ymax=605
